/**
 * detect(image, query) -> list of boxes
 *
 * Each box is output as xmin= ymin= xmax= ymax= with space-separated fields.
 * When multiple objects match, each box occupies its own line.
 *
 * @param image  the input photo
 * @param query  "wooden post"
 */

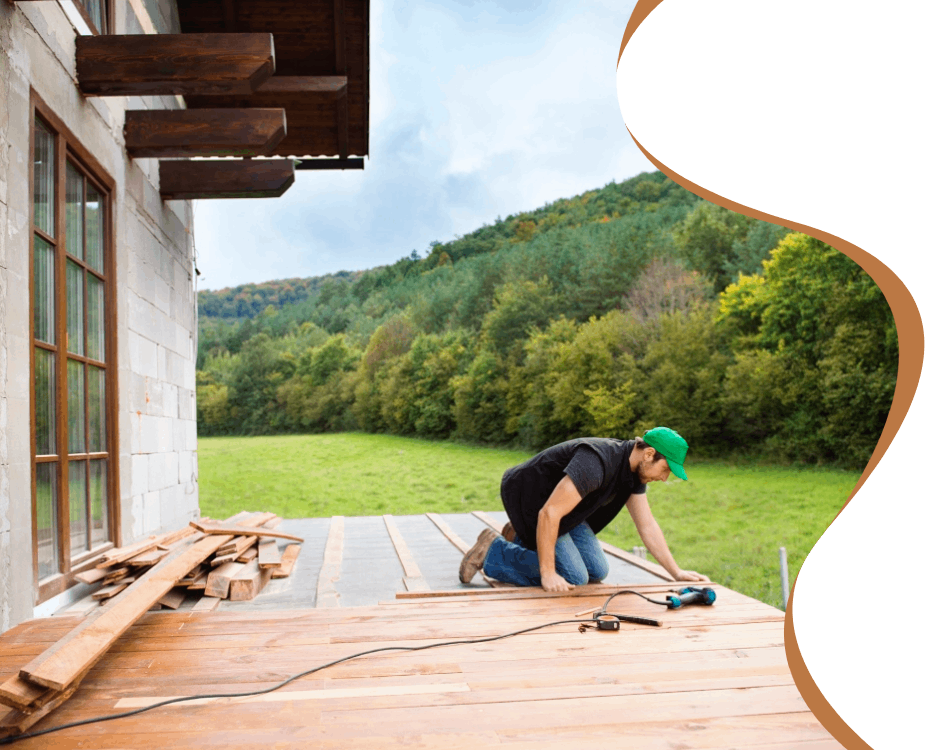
xmin=160 ymin=159 xmax=295 ymax=200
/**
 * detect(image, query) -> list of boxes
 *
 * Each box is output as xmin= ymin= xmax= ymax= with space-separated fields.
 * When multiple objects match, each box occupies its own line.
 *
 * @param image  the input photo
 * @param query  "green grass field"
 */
xmin=198 ymin=433 xmax=861 ymax=608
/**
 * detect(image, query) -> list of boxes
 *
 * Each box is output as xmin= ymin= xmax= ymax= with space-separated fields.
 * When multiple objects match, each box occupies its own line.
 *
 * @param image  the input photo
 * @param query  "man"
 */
xmin=459 ymin=426 xmax=708 ymax=592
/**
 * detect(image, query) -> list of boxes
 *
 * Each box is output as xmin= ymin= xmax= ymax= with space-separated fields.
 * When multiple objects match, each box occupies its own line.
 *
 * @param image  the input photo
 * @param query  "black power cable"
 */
xmin=1 ymin=617 xmax=603 ymax=745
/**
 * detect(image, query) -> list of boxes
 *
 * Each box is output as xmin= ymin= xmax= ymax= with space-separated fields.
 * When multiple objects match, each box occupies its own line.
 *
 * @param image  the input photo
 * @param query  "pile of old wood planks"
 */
xmin=0 ymin=511 xmax=301 ymax=737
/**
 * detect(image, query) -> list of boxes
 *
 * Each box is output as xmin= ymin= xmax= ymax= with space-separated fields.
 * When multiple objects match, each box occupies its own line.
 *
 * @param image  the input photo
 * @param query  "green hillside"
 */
xmin=196 ymin=170 xmax=897 ymax=469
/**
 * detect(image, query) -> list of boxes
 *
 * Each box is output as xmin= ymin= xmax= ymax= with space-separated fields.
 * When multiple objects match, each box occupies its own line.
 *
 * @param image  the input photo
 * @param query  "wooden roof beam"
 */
xmin=76 ymin=34 xmax=275 ymax=97
xmin=160 ymin=159 xmax=295 ymax=200
xmin=294 ymin=158 xmax=363 ymax=170
xmin=256 ymin=76 xmax=348 ymax=98
xmin=333 ymin=0 xmax=349 ymax=159
xmin=124 ymin=109 xmax=287 ymax=159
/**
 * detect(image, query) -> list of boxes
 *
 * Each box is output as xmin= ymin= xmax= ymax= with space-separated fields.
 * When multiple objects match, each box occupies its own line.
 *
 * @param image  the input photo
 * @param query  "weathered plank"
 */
xmin=236 ymin=548 xmax=258 ymax=564
xmin=157 ymin=588 xmax=187 ymax=610
xmin=0 ymin=676 xmax=83 ymax=737
xmin=271 ymin=544 xmax=301 ymax=579
xmin=191 ymin=596 xmax=222 ymax=613
xmin=257 ymin=539 xmax=281 ymax=569
xmin=92 ymin=581 xmax=131 ymax=600
xmin=205 ymin=562 xmax=246 ymax=599
xmin=124 ymin=109 xmax=287 ymax=158
xmin=127 ymin=548 xmax=170 ymax=567
xmin=18 ymin=514 xmax=272 ymax=692
xmin=191 ymin=521 xmax=304 ymax=543
xmin=96 ymin=536 xmax=159 ymax=568
xmin=316 ymin=516 xmax=344 ymax=607
xmin=76 ymin=33 xmax=275 ymax=96
xmin=229 ymin=561 xmax=272 ymax=601
xmin=74 ymin=566 xmax=109 ymax=585
xmin=160 ymin=159 xmax=295 ymax=201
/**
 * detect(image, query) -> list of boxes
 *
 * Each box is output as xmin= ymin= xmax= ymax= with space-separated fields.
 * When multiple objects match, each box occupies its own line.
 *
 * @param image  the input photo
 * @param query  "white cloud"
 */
xmin=193 ymin=1 xmax=644 ymax=289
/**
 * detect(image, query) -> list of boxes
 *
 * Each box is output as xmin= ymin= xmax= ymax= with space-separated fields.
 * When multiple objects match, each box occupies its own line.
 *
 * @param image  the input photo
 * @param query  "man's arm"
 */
xmin=625 ymin=493 xmax=708 ymax=582
xmin=536 ymin=475 xmax=584 ymax=592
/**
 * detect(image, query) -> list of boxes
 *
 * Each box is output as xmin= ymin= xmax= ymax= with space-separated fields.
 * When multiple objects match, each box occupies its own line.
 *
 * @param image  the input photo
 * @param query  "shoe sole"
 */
xmin=459 ymin=528 xmax=497 ymax=583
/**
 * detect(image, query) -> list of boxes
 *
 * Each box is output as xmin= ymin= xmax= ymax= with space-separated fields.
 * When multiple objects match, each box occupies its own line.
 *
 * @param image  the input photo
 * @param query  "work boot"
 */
xmin=459 ymin=528 xmax=499 ymax=583
xmin=501 ymin=521 xmax=515 ymax=542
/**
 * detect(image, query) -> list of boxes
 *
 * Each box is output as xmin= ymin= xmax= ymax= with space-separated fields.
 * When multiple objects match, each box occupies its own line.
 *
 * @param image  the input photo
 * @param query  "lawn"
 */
xmin=198 ymin=433 xmax=861 ymax=608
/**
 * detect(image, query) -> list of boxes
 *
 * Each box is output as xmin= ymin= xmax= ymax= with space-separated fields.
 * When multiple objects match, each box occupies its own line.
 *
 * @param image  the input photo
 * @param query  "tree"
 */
xmin=673 ymin=202 xmax=753 ymax=292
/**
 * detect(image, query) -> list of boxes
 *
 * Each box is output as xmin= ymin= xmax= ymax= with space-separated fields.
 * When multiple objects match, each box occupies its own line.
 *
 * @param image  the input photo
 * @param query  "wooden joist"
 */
xmin=255 ymin=75 xmax=346 ymax=98
xmin=196 ymin=75 xmax=347 ymax=98
xmin=76 ymin=34 xmax=275 ymax=97
xmin=124 ymin=109 xmax=287 ymax=158
xmin=159 ymin=159 xmax=296 ymax=200
xmin=316 ymin=516 xmax=344 ymax=607
xmin=383 ymin=515 xmax=429 ymax=592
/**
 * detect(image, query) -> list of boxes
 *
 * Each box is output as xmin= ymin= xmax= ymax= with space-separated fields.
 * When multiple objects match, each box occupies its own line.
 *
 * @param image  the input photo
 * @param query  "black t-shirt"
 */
xmin=500 ymin=437 xmax=646 ymax=550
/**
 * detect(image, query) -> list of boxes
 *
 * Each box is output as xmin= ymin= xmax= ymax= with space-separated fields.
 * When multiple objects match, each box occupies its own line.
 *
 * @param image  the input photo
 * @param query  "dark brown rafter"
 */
xmin=124 ymin=109 xmax=287 ymax=158
xmin=197 ymin=75 xmax=347 ymax=99
xmin=257 ymin=76 xmax=347 ymax=98
xmin=333 ymin=0 xmax=349 ymax=159
xmin=295 ymin=158 xmax=363 ymax=170
xmin=222 ymin=0 xmax=237 ymax=31
xmin=159 ymin=159 xmax=296 ymax=199
xmin=76 ymin=34 xmax=275 ymax=97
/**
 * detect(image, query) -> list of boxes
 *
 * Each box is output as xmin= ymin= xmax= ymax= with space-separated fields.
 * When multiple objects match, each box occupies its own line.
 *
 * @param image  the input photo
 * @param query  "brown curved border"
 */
xmin=619 ymin=5 xmax=924 ymax=750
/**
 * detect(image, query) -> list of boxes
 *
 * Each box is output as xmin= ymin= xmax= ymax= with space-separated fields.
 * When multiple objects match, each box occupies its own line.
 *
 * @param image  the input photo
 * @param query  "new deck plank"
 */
xmin=316 ymin=516 xmax=345 ymax=608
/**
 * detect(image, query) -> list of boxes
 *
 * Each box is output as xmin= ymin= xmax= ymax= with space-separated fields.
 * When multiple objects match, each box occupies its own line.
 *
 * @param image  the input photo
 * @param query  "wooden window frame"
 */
xmin=71 ymin=0 xmax=114 ymax=36
xmin=30 ymin=90 xmax=121 ymax=605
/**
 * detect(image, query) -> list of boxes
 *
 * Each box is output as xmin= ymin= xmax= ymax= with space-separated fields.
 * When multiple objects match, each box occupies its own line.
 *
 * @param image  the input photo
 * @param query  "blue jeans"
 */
xmin=482 ymin=521 xmax=609 ymax=586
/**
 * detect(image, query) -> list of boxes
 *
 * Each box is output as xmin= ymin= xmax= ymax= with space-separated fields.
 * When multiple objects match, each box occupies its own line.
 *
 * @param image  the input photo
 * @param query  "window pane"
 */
xmin=85 ymin=0 xmax=104 ymax=32
xmin=90 ymin=459 xmax=108 ymax=547
xmin=87 ymin=274 xmax=105 ymax=362
xmin=69 ymin=460 xmax=88 ymax=556
xmin=65 ymin=162 xmax=83 ymax=261
xmin=33 ymin=235 xmax=55 ymax=344
xmin=66 ymin=260 xmax=84 ymax=355
xmin=35 ymin=348 xmax=56 ymax=456
xmin=36 ymin=463 xmax=58 ymax=579
xmin=88 ymin=365 xmax=106 ymax=452
xmin=68 ymin=359 xmax=86 ymax=454
xmin=33 ymin=119 xmax=55 ymax=237
xmin=86 ymin=185 xmax=104 ymax=273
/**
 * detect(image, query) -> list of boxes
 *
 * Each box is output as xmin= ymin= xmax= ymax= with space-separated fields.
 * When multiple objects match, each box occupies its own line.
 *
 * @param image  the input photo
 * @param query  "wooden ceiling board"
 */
xmin=177 ymin=0 xmax=369 ymax=158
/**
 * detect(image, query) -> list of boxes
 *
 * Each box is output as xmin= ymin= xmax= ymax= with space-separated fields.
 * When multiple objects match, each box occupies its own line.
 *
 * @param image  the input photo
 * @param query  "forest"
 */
xmin=196 ymin=171 xmax=897 ymax=469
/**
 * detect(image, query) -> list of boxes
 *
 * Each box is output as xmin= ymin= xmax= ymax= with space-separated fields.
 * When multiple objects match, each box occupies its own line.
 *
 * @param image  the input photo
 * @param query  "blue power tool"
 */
xmin=665 ymin=586 xmax=716 ymax=609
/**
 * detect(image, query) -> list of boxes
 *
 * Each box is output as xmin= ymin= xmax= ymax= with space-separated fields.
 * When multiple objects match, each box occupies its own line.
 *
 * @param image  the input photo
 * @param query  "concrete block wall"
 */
xmin=0 ymin=0 xmax=200 ymax=627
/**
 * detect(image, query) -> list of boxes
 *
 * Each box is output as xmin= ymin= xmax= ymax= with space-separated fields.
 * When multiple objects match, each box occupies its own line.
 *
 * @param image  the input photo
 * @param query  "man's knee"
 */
xmin=587 ymin=557 xmax=609 ymax=583
xmin=560 ymin=566 xmax=590 ymax=586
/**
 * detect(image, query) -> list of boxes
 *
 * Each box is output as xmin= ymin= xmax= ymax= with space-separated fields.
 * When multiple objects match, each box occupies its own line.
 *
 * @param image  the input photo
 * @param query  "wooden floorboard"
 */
xmin=0 ymin=582 xmax=834 ymax=748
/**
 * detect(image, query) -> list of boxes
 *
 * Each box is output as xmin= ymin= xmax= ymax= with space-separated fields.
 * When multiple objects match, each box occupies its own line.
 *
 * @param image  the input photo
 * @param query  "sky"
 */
xmin=192 ymin=0 xmax=648 ymax=292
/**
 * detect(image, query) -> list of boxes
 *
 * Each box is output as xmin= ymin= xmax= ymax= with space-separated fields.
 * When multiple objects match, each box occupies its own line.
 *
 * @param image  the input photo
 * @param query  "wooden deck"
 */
xmin=1 ymin=512 xmax=838 ymax=747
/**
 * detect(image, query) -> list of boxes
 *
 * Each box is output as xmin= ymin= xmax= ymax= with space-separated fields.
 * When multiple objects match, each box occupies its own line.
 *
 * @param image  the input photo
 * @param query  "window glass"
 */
xmin=33 ymin=120 xmax=55 ymax=237
xmin=36 ymin=463 xmax=58 ymax=579
xmin=33 ymin=235 xmax=55 ymax=344
xmin=65 ymin=162 xmax=83 ymax=261
xmin=69 ymin=460 xmax=87 ymax=556
xmin=66 ymin=260 xmax=84 ymax=355
xmin=88 ymin=365 xmax=106 ymax=452
xmin=90 ymin=460 xmax=107 ymax=548
xmin=87 ymin=274 xmax=104 ymax=361
xmin=35 ymin=349 xmax=56 ymax=456
xmin=68 ymin=359 xmax=86 ymax=454
xmin=86 ymin=185 xmax=104 ymax=272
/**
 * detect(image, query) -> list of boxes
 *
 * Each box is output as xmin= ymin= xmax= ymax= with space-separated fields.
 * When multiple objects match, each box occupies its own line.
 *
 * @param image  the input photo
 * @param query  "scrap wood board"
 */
xmin=0 ymin=584 xmax=839 ymax=748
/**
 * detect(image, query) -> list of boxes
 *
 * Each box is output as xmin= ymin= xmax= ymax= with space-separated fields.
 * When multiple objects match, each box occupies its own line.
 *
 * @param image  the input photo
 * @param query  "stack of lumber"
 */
xmin=0 ymin=511 xmax=302 ymax=737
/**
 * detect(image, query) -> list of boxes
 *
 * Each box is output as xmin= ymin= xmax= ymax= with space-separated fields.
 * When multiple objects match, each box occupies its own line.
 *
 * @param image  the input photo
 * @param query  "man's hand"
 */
xmin=672 ymin=569 xmax=709 ymax=582
xmin=541 ymin=571 xmax=574 ymax=592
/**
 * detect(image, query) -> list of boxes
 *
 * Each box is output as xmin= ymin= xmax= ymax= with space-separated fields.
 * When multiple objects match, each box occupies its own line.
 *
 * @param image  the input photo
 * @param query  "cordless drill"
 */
xmin=665 ymin=586 xmax=716 ymax=609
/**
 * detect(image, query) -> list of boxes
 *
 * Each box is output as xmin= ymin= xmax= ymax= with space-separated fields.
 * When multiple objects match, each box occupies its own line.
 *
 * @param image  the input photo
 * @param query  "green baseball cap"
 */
xmin=643 ymin=426 xmax=689 ymax=480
